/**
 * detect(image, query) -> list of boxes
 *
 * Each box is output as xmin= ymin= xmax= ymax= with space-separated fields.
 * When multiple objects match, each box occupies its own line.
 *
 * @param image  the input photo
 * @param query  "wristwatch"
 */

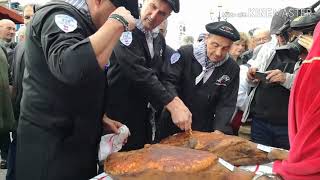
xmin=109 ymin=14 xmax=129 ymax=31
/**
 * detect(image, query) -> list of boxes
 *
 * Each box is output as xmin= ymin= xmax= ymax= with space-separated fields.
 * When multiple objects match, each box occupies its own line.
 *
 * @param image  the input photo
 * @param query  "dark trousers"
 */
xmin=16 ymin=119 xmax=99 ymax=180
xmin=6 ymin=131 xmax=16 ymax=180
xmin=0 ymin=132 xmax=10 ymax=161
xmin=251 ymin=117 xmax=290 ymax=150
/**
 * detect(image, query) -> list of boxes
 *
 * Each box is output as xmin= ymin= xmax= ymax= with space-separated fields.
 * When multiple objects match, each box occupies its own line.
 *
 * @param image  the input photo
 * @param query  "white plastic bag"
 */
xmin=98 ymin=125 xmax=130 ymax=161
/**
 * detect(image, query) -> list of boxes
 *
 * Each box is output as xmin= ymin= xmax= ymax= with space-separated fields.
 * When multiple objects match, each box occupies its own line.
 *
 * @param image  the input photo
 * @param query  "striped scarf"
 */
xmin=65 ymin=0 xmax=92 ymax=22
xmin=135 ymin=19 xmax=160 ymax=58
xmin=193 ymin=41 xmax=229 ymax=85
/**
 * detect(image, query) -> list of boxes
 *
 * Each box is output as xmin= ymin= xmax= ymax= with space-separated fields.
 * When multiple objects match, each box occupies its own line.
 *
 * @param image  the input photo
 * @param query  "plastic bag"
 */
xmin=98 ymin=125 xmax=130 ymax=161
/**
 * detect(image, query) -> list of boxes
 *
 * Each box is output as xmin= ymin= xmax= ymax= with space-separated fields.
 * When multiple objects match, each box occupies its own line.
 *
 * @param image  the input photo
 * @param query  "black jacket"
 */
xmin=164 ymin=45 xmax=175 ymax=63
xmin=250 ymin=54 xmax=295 ymax=125
xmin=0 ymin=40 xmax=17 ymax=85
xmin=158 ymin=45 xmax=240 ymax=139
xmin=18 ymin=2 xmax=105 ymax=179
xmin=106 ymin=29 xmax=174 ymax=150
xmin=11 ymin=42 xmax=25 ymax=120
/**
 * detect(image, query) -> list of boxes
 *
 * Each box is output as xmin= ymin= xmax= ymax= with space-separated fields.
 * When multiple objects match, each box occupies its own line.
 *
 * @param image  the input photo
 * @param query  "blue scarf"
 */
xmin=135 ymin=19 xmax=160 ymax=58
xmin=65 ymin=0 xmax=93 ymax=23
xmin=193 ymin=41 xmax=229 ymax=85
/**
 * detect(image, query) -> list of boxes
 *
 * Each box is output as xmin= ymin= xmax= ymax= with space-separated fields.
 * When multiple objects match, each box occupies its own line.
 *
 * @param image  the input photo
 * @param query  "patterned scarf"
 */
xmin=193 ymin=41 xmax=229 ymax=85
xmin=65 ymin=0 xmax=92 ymax=23
xmin=136 ymin=19 xmax=159 ymax=58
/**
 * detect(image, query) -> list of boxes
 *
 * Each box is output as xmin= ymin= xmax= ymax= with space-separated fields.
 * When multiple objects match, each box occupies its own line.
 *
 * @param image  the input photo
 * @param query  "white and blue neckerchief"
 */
xmin=65 ymin=0 xmax=93 ymax=23
xmin=135 ymin=19 xmax=160 ymax=58
xmin=193 ymin=41 xmax=229 ymax=85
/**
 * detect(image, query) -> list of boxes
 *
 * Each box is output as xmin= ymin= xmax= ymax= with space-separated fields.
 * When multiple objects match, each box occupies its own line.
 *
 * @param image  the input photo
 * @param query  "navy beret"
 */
xmin=205 ymin=21 xmax=240 ymax=41
xmin=166 ymin=0 xmax=179 ymax=13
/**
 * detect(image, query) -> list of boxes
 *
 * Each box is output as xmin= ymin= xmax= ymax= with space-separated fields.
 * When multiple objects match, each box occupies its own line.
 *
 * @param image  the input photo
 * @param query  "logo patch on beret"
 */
xmin=120 ymin=32 xmax=133 ymax=46
xmin=219 ymin=26 xmax=234 ymax=35
xmin=170 ymin=52 xmax=181 ymax=64
xmin=55 ymin=14 xmax=78 ymax=33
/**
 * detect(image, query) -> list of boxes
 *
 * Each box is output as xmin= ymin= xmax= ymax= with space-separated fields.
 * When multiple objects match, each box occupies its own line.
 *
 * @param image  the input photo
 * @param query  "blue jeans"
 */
xmin=251 ymin=118 xmax=290 ymax=150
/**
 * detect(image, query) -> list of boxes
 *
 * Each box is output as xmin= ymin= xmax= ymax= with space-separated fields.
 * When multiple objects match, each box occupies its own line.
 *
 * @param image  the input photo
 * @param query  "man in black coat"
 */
xmin=158 ymin=21 xmax=241 ymax=139
xmin=0 ymin=19 xmax=16 ymax=170
xmin=105 ymin=0 xmax=192 ymax=151
xmin=7 ymin=5 xmax=33 ymax=179
xmin=15 ymin=0 xmax=136 ymax=179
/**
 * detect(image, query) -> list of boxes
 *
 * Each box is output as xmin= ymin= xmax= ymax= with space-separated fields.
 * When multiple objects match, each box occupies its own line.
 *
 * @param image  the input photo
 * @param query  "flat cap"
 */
xmin=166 ymin=0 xmax=180 ymax=13
xmin=270 ymin=7 xmax=301 ymax=34
xmin=205 ymin=21 xmax=240 ymax=41
xmin=290 ymin=13 xmax=320 ymax=32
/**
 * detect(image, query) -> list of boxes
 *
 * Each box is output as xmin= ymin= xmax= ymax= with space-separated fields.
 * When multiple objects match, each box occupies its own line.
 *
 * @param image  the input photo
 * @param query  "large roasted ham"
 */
xmin=160 ymin=131 xmax=270 ymax=166
xmin=104 ymin=144 xmax=254 ymax=180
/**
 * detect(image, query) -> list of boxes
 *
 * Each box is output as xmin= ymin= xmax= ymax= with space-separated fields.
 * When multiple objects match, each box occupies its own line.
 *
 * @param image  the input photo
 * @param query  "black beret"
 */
xmin=205 ymin=21 xmax=240 ymax=41
xmin=110 ymin=0 xmax=139 ymax=18
xmin=166 ymin=0 xmax=179 ymax=13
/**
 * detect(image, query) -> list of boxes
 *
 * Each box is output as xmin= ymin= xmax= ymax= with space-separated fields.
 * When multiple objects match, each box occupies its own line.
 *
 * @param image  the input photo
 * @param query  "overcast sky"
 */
xmin=12 ymin=0 xmax=49 ymax=6
xmin=13 ymin=0 xmax=320 ymax=48
xmin=166 ymin=0 xmax=319 ymax=48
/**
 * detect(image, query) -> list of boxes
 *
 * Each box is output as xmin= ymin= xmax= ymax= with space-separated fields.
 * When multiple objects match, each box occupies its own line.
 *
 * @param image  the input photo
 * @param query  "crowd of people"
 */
xmin=0 ymin=0 xmax=320 ymax=179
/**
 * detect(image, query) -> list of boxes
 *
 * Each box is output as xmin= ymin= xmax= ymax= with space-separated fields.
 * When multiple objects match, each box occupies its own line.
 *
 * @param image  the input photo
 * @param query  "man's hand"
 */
xmin=265 ymin=69 xmax=286 ymax=84
xmin=224 ymin=168 xmax=255 ymax=180
xmin=268 ymin=148 xmax=289 ymax=161
xmin=110 ymin=7 xmax=136 ymax=31
xmin=89 ymin=7 xmax=136 ymax=69
xmin=166 ymin=97 xmax=192 ymax=131
xmin=247 ymin=67 xmax=260 ymax=83
xmin=102 ymin=115 xmax=124 ymax=134
xmin=298 ymin=35 xmax=313 ymax=52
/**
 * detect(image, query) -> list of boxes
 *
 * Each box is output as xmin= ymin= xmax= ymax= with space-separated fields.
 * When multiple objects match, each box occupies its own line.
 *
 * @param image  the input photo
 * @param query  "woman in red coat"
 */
xmin=273 ymin=21 xmax=320 ymax=180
